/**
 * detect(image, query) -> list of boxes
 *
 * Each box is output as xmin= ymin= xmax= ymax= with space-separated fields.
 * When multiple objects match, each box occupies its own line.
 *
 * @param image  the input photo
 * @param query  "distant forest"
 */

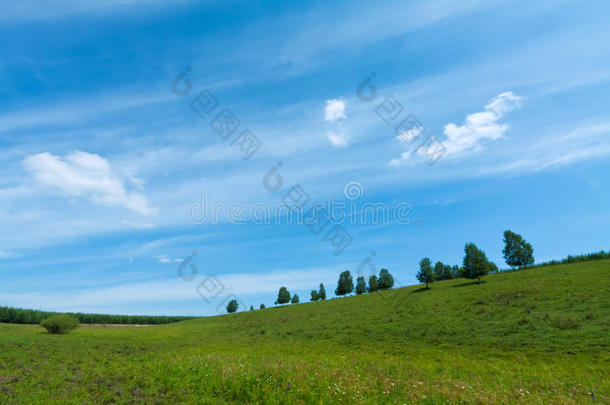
xmin=527 ymin=250 xmax=610 ymax=268
xmin=0 ymin=307 xmax=195 ymax=325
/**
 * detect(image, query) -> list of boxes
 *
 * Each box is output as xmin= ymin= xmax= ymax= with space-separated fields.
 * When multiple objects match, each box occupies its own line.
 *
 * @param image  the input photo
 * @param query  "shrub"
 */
xmin=40 ymin=315 xmax=79 ymax=334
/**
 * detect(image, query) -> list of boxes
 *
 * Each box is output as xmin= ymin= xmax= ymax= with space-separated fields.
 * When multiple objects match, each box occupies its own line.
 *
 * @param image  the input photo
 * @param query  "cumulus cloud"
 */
xmin=324 ymin=98 xmax=351 ymax=147
xmin=425 ymin=91 xmax=523 ymax=158
xmin=23 ymin=151 xmax=156 ymax=216
xmin=389 ymin=92 xmax=523 ymax=166
xmin=324 ymin=98 xmax=346 ymax=123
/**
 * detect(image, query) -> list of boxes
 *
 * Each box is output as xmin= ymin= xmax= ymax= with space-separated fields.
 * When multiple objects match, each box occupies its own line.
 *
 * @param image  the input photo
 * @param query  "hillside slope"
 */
xmin=1 ymin=261 xmax=609 ymax=404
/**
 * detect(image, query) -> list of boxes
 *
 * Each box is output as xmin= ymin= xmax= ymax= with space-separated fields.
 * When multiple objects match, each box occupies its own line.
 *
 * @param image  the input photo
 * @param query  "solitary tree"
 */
xmin=260 ymin=303 xmax=265 ymax=309
xmin=378 ymin=268 xmax=394 ymax=290
xmin=417 ymin=257 xmax=434 ymax=288
xmin=462 ymin=243 xmax=493 ymax=283
xmin=503 ymin=230 xmax=534 ymax=269
xmin=318 ymin=283 xmax=327 ymax=300
xmin=250 ymin=305 xmax=254 ymax=311
xmin=276 ymin=286 xmax=291 ymax=305
xmin=310 ymin=290 xmax=320 ymax=301
xmin=226 ymin=299 xmax=239 ymax=313
xmin=355 ymin=276 xmax=367 ymax=295
xmin=335 ymin=270 xmax=354 ymax=296
xmin=368 ymin=275 xmax=379 ymax=292
xmin=291 ymin=294 xmax=300 ymax=304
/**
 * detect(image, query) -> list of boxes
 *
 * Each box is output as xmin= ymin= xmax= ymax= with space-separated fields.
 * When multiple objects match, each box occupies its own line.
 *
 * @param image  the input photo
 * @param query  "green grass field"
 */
xmin=1 ymin=260 xmax=609 ymax=404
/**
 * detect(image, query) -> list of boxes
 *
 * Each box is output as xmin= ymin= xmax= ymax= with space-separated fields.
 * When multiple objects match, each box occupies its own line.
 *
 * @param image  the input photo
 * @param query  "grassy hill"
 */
xmin=1 ymin=260 xmax=608 ymax=404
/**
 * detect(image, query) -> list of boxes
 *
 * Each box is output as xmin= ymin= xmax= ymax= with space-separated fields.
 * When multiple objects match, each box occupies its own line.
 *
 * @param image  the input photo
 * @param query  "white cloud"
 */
xmin=480 ymin=122 xmax=610 ymax=175
xmin=0 ymin=90 xmax=171 ymax=134
xmin=388 ymin=151 xmax=412 ymax=168
xmin=0 ymin=266 xmax=343 ymax=315
xmin=280 ymin=0 xmax=491 ymax=67
xmin=324 ymin=98 xmax=346 ymax=123
xmin=327 ymin=130 xmax=350 ymax=147
xmin=156 ymin=254 xmax=182 ymax=263
xmin=122 ymin=220 xmax=154 ymax=229
xmin=0 ymin=250 xmax=22 ymax=259
xmin=389 ymin=92 xmax=523 ymax=166
xmin=23 ymin=151 xmax=156 ymax=216
xmin=425 ymin=91 xmax=523 ymax=158
xmin=324 ymin=98 xmax=351 ymax=147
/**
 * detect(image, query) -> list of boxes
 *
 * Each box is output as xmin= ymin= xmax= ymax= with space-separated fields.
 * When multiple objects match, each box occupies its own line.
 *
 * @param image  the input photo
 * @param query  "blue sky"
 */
xmin=1 ymin=0 xmax=609 ymax=316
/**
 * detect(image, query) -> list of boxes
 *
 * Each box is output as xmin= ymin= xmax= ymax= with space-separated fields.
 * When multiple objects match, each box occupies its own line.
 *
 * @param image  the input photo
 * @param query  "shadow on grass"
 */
xmin=411 ymin=287 xmax=431 ymax=293
xmin=453 ymin=280 xmax=486 ymax=288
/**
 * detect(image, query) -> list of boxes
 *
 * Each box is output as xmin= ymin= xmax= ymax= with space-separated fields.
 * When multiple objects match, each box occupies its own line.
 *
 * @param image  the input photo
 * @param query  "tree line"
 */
xmin=230 ymin=230 xmax=609 ymax=313
xmin=416 ymin=230 xmax=533 ymax=288
xmin=234 ymin=231 xmax=537 ymax=312
xmin=332 ymin=268 xmax=395 ymax=296
xmin=0 ymin=306 xmax=194 ymax=325
xmin=526 ymin=249 xmax=610 ymax=268
xmin=234 ymin=268 xmax=397 ymax=313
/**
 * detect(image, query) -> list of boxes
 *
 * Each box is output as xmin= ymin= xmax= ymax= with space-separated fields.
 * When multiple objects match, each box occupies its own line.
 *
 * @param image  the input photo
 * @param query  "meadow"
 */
xmin=1 ymin=260 xmax=608 ymax=404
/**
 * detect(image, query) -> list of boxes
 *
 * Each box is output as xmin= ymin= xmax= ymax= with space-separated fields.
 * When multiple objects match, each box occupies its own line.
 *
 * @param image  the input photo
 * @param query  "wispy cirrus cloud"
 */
xmin=23 ymin=151 xmax=156 ymax=216
xmin=0 ymin=250 xmax=22 ymax=259
xmin=0 ymin=265 xmax=343 ymax=314
xmin=156 ymin=254 xmax=182 ymax=264
xmin=480 ymin=121 xmax=610 ymax=175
